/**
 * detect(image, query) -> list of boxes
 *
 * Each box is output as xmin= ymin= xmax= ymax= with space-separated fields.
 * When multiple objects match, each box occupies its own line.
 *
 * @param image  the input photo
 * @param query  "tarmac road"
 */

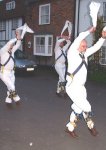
xmin=0 ymin=68 xmax=106 ymax=150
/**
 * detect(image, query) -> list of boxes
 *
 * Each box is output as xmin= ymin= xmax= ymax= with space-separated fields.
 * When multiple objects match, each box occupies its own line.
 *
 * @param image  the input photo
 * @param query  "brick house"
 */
xmin=0 ymin=0 xmax=25 ymax=49
xmin=25 ymin=0 xmax=76 ymax=65
xmin=0 ymin=0 xmax=76 ymax=66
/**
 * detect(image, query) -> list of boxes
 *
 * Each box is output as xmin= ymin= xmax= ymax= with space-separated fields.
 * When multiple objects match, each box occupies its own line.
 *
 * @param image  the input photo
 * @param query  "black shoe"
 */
xmin=88 ymin=127 xmax=98 ymax=136
xmin=65 ymin=128 xmax=78 ymax=138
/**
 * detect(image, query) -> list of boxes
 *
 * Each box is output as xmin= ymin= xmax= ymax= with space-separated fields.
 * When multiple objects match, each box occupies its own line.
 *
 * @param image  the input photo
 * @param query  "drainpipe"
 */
xmin=74 ymin=0 xmax=80 ymax=38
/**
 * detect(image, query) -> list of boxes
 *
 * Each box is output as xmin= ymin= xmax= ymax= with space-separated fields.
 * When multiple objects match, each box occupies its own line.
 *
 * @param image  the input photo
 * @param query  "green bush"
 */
xmin=88 ymin=71 xmax=106 ymax=83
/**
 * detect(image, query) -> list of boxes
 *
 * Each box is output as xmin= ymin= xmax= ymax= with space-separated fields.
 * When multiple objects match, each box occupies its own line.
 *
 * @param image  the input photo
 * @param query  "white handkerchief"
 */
xmin=17 ymin=23 xmax=34 ymax=39
xmin=61 ymin=20 xmax=72 ymax=37
xmin=103 ymin=26 xmax=106 ymax=31
xmin=89 ymin=1 xmax=101 ymax=27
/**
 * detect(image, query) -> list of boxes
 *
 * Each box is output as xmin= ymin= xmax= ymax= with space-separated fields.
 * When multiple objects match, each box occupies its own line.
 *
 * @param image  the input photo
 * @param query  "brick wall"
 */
xmin=0 ymin=0 xmax=25 ymax=19
xmin=25 ymin=0 xmax=75 ymax=65
xmin=27 ymin=0 xmax=75 ymax=36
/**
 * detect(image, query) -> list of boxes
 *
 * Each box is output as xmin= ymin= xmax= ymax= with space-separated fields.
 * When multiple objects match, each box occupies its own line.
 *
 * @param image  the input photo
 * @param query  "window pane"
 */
xmin=36 ymin=37 xmax=45 ymax=54
xmin=6 ymin=1 xmax=15 ymax=10
xmin=0 ymin=31 xmax=5 ymax=40
xmin=36 ymin=37 xmax=40 ymax=45
xmin=36 ymin=37 xmax=45 ymax=45
xmin=40 ymin=4 xmax=50 ymax=24
xmin=103 ymin=3 xmax=106 ymax=21
xmin=41 ymin=5 xmax=49 ymax=15
xmin=41 ymin=45 xmax=45 ymax=53
xmin=34 ymin=35 xmax=53 ymax=56
xmin=48 ymin=37 xmax=52 ymax=45
xmin=12 ymin=19 xmax=18 ymax=29
xmin=40 ymin=37 xmax=45 ymax=45
xmin=0 ymin=21 xmax=6 ymax=30
xmin=41 ymin=6 xmax=45 ymax=14
xmin=45 ymin=6 xmax=49 ymax=14
xmin=48 ymin=45 xmax=52 ymax=54
xmin=41 ymin=15 xmax=49 ymax=24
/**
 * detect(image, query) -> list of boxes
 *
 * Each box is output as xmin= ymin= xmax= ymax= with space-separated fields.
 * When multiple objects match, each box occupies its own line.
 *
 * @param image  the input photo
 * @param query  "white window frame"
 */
xmin=99 ymin=46 xmax=106 ymax=65
xmin=34 ymin=35 xmax=53 ymax=56
xmin=0 ymin=18 xmax=22 ymax=49
xmin=6 ymin=1 xmax=15 ymax=11
xmin=39 ymin=4 xmax=50 ymax=25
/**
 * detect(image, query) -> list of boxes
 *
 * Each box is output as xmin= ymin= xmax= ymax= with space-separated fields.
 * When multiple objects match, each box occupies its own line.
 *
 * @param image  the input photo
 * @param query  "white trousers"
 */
xmin=66 ymin=82 xmax=91 ymax=114
xmin=55 ymin=63 xmax=66 ymax=83
xmin=0 ymin=70 xmax=15 ymax=91
xmin=66 ymin=82 xmax=92 ymax=131
xmin=0 ymin=70 xmax=20 ymax=103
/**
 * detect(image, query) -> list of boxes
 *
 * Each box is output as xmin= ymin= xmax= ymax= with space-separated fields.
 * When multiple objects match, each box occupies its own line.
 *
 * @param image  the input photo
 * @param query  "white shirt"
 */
xmin=0 ymin=39 xmax=21 ymax=70
xmin=55 ymin=40 xmax=71 ymax=65
xmin=66 ymin=30 xmax=105 ymax=85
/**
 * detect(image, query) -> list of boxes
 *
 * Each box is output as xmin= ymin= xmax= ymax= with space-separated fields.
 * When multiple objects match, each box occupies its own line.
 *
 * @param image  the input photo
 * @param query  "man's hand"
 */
xmin=61 ymin=35 xmax=71 ymax=40
xmin=15 ymin=30 xmax=22 ymax=40
xmin=89 ymin=26 xmax=96 ymax=33
xmin=102 ymin=30 xmax=106 ymax=39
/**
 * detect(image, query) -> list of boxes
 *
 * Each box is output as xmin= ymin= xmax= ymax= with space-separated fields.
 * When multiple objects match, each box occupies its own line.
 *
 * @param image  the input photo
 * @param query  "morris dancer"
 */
xmin=0 ymin=23 xmax=34 ymax=105
xmin=54 ymin=21 xmax=72 ymax=97
xmin=65 ymin=26 xmax=106 ymax=137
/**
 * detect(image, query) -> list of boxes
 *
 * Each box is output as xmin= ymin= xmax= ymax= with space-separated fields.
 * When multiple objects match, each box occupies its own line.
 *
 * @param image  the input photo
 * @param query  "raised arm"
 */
xmin=54 ymin=38 xmax=66 ymax=52
xmin=69 ymin=27 xmax=95 ymax=51
xmin=63 ymin=39 xmax=71 ymax=53
xmin=12 ymin=30 xmax=22 ymax=53
xmin=0 ymin=38 xmax=17 ymax=54
xmin=12 ymin=40 xmax=21 ymax=53
xmin=85 ymin=30 xmax=106 ymax=57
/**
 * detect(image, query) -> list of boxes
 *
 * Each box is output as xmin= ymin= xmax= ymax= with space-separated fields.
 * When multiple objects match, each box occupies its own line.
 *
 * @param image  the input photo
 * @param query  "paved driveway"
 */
xmin=0 ymin=68 xmax=106 ymax=150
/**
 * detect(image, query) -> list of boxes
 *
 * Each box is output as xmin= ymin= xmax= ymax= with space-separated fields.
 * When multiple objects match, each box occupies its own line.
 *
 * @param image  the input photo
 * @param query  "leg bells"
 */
xmin=5 ymin=90 xmax=20 ymax=103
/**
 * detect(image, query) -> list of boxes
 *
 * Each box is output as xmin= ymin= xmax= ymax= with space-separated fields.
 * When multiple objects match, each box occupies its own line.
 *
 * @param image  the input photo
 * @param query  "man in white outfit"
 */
xmin=0 ymin=30 xmax=22 ymax=105
xmin=0 ymin=23 xmax=34 ymax=105
xmin=65 ymin=26 xmax=106 ymax=137
xmin=54 ymin=37 xmax=71 ymax=97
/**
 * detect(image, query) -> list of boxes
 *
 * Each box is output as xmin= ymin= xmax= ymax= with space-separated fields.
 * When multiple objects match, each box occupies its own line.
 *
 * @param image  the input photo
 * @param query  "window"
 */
xmin=0 ymin=18 xmax=22 ymax=49
xmin=6 ymin=1 xmax=15 ymax=10
xmin=0 ymin=21 xmax=6 ymax=41
xmin=0 ymin=21 xmax=6 ymax=48
xmin=12 ymin=19 xmax=19 ymax=29
xmin=39 ymin=4 xmax=50 ymax=25
xmin=12 ymin=19 xmax=20 ymax=38
xmin=103 ymin=2 xmax=106 ymax=22
xmin=34 ymin=35 xmax=53 ymax=56
xmin=0 ymin=21 xmax=6 ymax=31
xmin=99 ymin=46 xmax=106 ymax=65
